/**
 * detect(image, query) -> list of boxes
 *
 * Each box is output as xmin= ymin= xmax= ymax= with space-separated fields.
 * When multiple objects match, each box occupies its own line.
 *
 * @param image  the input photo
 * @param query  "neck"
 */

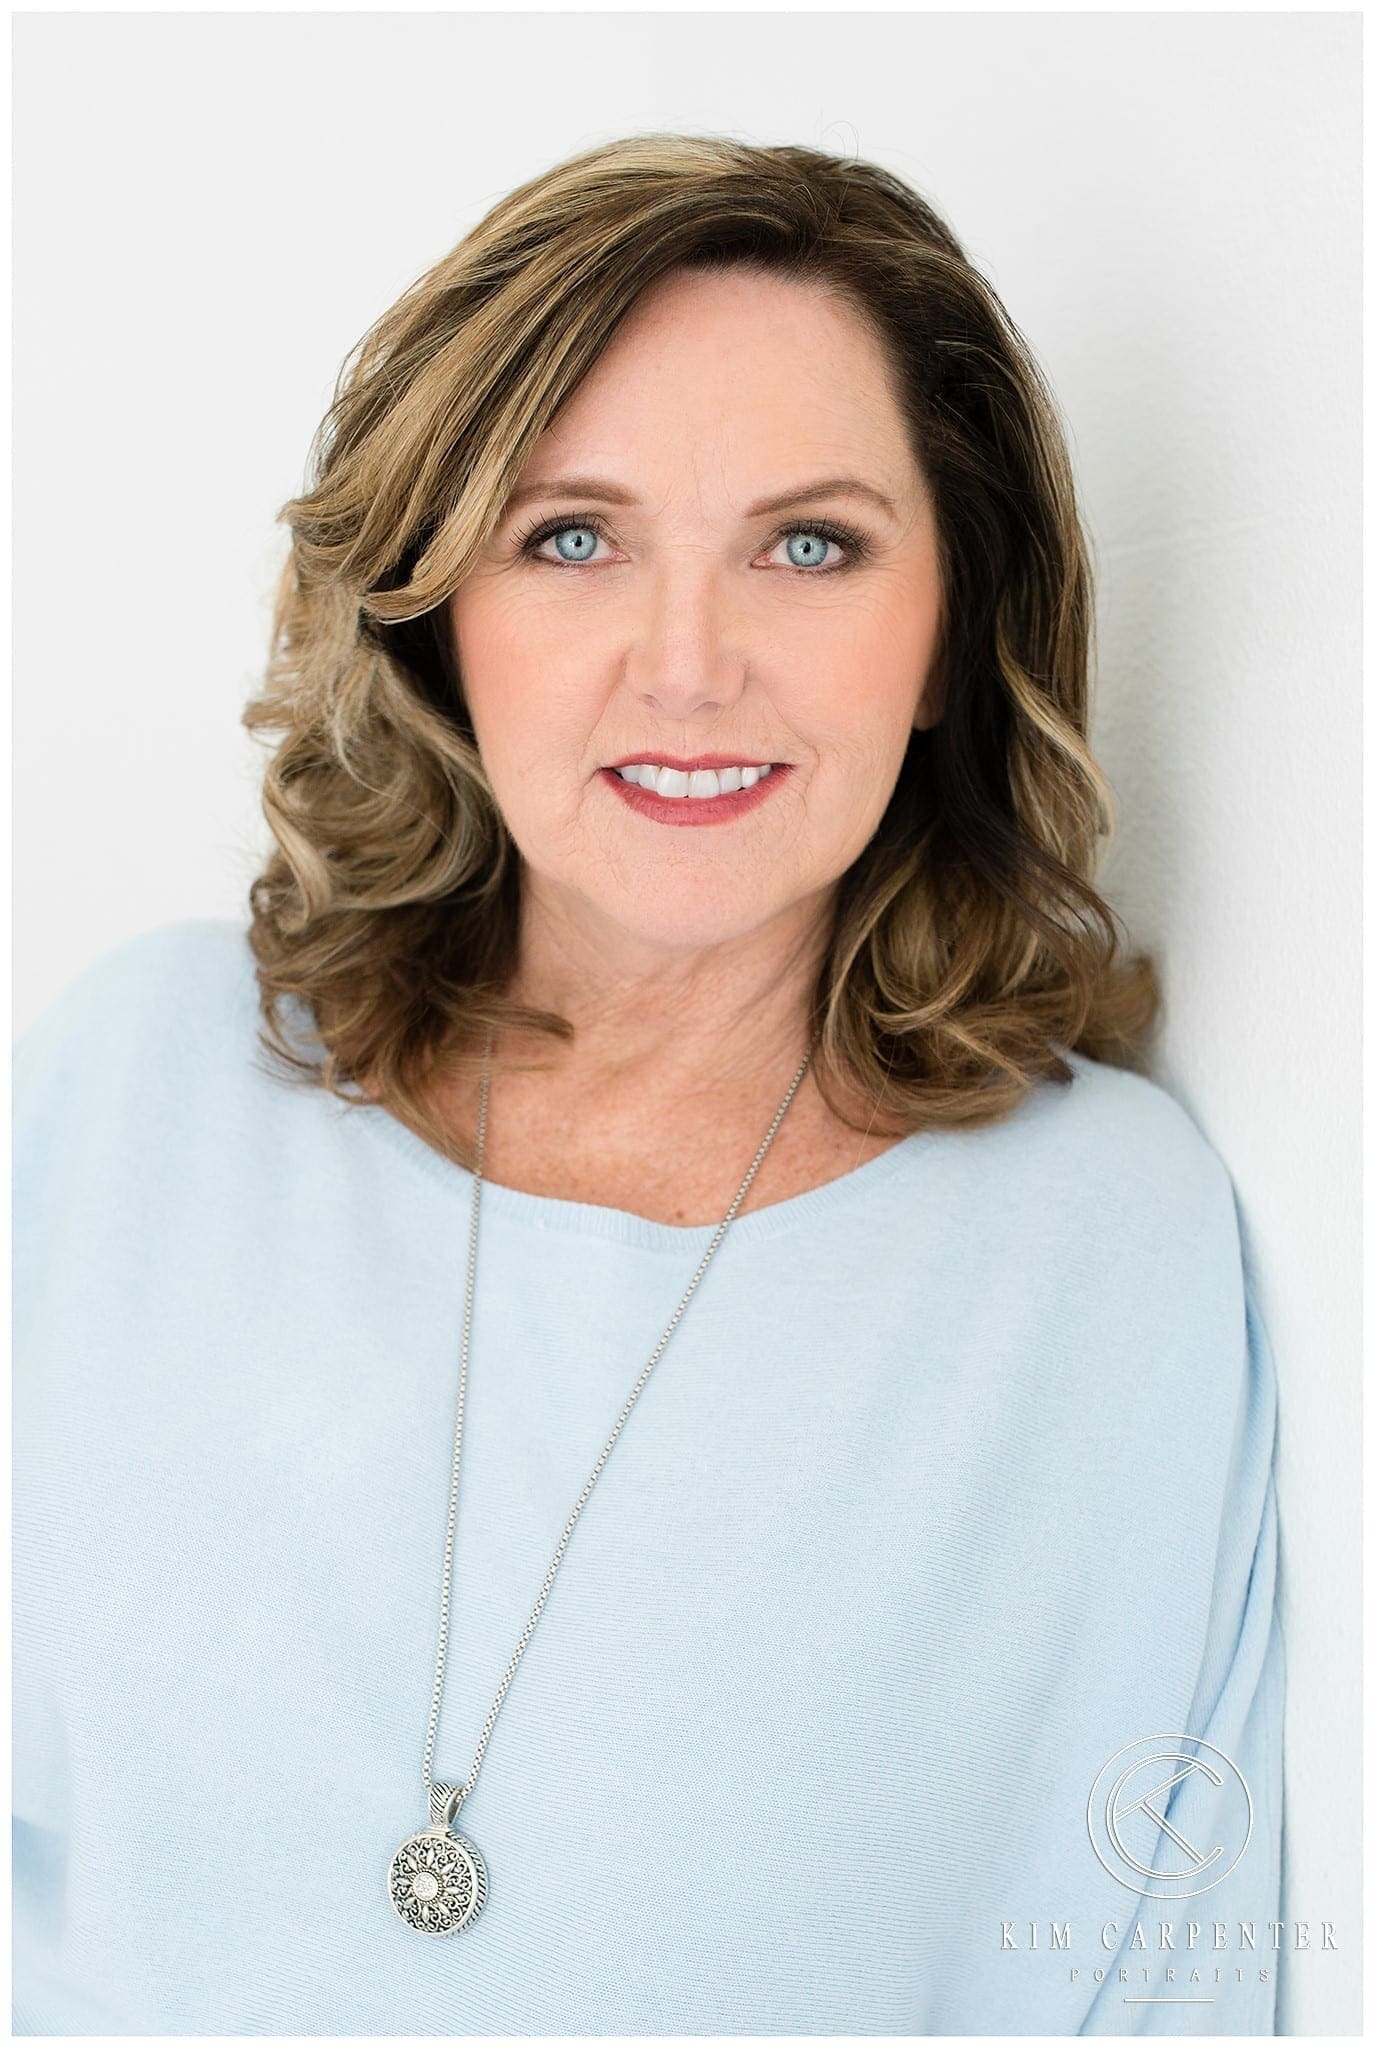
xmin=500 ymin=872 xmax=836 ymax=1110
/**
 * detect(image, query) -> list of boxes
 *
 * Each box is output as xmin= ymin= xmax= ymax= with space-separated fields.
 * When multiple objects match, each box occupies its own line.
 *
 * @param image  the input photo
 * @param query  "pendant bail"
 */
xmin=428 ymin=1780 xmax=464 ymax=1830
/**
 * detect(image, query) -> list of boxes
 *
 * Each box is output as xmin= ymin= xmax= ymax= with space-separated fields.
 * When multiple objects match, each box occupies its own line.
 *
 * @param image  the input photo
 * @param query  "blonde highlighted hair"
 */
xmin=243 ymin=132 xmax=1160 ymax=1164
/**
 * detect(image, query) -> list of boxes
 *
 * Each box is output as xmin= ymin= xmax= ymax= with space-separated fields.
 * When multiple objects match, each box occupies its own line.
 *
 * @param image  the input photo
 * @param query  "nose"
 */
xmin=623 ymin=559 xmax=748 ymax=721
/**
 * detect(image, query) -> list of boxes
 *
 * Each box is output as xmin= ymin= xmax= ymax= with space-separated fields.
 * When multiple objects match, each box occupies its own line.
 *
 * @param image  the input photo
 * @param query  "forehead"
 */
xmin=528 ymin=266 xmax=916 ymax=495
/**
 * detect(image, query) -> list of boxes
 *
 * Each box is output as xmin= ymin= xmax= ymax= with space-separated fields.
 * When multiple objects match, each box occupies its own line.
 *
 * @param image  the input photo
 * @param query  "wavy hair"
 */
xmin=243 ymin=131 xmax=1161 ymax=1164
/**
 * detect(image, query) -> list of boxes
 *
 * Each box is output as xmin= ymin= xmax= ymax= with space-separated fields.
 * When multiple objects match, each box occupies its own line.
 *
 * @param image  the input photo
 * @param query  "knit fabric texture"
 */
xmin=13 ymin=920 xmax=1285 ymax=2035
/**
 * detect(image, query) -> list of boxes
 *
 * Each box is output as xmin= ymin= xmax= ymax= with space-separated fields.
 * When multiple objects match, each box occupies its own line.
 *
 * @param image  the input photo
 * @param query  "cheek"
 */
xmin=846 ymin=573 xmax=936 ymax=682
xmin=451 ymin=595 xmax=582 ymax=777
xmin=783 ymin=595 xmax=929 ymax=765
xmin=448 ymin=598 xmax=610 ymax=865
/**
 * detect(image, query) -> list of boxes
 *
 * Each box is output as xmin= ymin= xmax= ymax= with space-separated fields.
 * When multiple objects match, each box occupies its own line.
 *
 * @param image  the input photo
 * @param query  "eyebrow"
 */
xmin=503 ymin=474 xmax=900 ymax=520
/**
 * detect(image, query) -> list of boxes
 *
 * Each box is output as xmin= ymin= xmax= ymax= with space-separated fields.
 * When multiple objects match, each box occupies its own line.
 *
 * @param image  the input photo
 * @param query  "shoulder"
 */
xmin=933 ymin=1046 xmax=1247 ymax=1328
xmin=12 ymin=922 xmax=264 ymax=1288
xmin=17 ymin=915 xmax=253 ymax=1033
xmin=947 ymin=1045 xmax=1236 ymax=1222
xmin=16 ymin=916 xmax=254 ymax=1054
xmin=1040 ymin=1045 xmax=1235 ymax=1211
xmin=13 ymin=917 xmax=261 ymax=1138
xmin=886 ymin=1051 xmax=1265 ymax=1460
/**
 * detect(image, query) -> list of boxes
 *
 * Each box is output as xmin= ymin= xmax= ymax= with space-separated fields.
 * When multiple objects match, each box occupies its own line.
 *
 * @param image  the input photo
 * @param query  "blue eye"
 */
xmin=514 ymin=509 xmax=869 ymax=574
xmin=773 ymin=520 xmax=867 ymax=573
xmin=552 ymin=526 xmax=600 ymax=563
xmin=513 ymin=513 xmax=613 ymax=564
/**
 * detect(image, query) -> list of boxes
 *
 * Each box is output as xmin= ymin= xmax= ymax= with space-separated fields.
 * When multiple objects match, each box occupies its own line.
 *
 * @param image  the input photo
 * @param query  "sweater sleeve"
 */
xmin=13 ymin=970 xmax=86 ymax=2031
xmin=11 ymin=930 xmax=182 ymax=2034
xmin=1079 ymin=1224 xmax=1286 ymax=2037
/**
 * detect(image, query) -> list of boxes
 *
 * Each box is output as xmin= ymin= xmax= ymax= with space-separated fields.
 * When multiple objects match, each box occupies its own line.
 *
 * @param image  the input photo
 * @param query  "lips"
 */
xmin=599 ymin=761 xmax=791 ymax=828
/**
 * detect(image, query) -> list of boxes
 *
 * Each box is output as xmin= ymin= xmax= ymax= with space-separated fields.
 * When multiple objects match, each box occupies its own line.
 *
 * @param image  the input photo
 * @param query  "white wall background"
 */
xmin=12 ymin=11 xmax=1360 ymax=2032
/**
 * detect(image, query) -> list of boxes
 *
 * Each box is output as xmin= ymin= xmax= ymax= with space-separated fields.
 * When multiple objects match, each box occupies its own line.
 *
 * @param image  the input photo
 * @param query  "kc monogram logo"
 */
xmin=1086 ymin=1734 xmax=1254 ymax=1899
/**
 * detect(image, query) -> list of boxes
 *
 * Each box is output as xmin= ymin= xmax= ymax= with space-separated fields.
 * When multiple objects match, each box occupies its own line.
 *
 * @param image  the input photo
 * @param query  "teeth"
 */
xmin=614 ymin=762 xmax=774 ymax=798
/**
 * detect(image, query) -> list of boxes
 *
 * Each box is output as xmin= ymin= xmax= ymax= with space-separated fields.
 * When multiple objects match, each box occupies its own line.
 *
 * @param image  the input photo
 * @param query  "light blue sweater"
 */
xmin=12 ymin=919 xmax=1284 ymax=2035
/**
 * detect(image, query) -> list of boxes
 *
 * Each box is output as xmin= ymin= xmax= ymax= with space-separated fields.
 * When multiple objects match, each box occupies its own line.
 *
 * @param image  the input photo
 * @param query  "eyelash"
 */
xmin=510 ymin=509 xmax=871 ymax=575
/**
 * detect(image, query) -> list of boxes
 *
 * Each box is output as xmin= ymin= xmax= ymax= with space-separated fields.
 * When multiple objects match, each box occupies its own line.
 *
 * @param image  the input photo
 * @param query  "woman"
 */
xmin=13 ymin=135 xmax=1284 ymax=2035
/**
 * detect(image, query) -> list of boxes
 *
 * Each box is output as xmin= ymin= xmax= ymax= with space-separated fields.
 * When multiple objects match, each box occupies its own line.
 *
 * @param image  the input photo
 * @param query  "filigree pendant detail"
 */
xmin=388 ymin=1784 xmax=488 ymax=1935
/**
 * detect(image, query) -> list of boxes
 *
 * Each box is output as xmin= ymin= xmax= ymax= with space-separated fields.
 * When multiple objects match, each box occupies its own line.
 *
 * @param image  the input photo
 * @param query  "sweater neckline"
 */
xmin=355 ymin=1092 xmax=936 ymax=1252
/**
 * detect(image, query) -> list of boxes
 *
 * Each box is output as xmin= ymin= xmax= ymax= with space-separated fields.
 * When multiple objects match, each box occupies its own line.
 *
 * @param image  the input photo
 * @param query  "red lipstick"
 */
xmin=598 ymin=762 xmax=792 ymax=828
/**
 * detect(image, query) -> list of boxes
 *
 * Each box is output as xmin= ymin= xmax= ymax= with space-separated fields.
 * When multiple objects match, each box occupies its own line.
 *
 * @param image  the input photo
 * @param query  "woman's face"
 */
xmin=447 ymin=264 xmax=945 ymax=953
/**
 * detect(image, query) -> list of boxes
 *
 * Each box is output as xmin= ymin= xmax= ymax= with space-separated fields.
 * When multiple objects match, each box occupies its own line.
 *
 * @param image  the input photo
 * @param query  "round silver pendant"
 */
xmin=388 ymin=1821 xmax=488 ymax=1935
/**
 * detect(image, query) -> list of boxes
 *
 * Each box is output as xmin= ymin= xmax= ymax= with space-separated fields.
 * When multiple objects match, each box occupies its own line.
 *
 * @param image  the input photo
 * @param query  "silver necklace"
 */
xmin=386 ymin=1027 xmax=819 ymax=1935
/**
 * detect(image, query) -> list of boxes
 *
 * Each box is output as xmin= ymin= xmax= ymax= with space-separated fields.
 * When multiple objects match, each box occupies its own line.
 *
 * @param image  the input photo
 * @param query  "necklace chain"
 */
xmin=418 ymin=1026 xmax=820 ymax=1820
